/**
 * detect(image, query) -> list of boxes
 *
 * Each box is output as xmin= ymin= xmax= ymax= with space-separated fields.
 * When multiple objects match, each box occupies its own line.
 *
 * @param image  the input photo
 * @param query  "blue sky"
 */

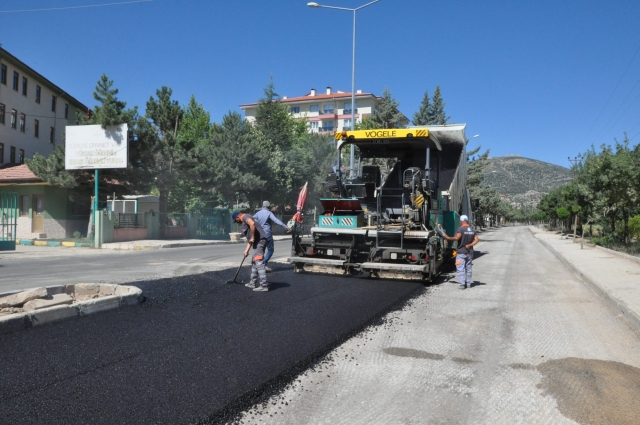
xmin=2 ymin=0 xmax=640 ymax=166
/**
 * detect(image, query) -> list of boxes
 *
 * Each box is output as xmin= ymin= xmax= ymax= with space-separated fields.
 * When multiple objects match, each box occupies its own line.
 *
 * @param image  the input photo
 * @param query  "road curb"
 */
xmin=595 ymin=245 xmax=640 ymax=266
xmin=0 ymin=285 xmax=144 ymax=335
xmin=531 ymin=229 xmax=640 ymax=332
xmin=15 ymin=239 xmax=90 ymax=248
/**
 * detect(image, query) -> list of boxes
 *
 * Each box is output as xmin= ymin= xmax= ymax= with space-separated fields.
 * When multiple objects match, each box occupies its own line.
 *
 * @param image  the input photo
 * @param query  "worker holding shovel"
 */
xmin=232 ymin=211 xmax=269 ymax=292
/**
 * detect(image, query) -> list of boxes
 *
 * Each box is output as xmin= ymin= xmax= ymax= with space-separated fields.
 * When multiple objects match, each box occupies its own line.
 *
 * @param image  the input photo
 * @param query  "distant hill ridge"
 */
xmin=482 ymin=155 xmax=573 ymax=207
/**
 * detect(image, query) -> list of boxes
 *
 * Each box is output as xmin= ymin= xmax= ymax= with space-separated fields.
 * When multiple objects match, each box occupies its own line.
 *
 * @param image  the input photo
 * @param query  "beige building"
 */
xmin=240 ymin=86 xmax=408 ymax=133
xmin=0 ymin=47 xmax=87 ymax=167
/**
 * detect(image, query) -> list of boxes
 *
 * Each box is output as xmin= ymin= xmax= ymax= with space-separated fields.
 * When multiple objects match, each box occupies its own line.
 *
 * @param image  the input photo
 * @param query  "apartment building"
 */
xmin=240 ymin=86 xmax=408 ymax=133
xmin=0 ymin=47 xmax=87 ymax=167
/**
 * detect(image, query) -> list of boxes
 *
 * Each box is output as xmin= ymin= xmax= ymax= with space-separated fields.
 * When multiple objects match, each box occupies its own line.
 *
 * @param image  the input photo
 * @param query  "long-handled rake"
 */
xmin=226 ymin=254 xmax=247 ymax=284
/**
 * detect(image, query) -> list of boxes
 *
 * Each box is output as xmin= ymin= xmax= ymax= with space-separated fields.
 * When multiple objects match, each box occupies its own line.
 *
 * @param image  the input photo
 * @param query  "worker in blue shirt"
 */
xmin=253 ymin=201 xmax=290 ymax=269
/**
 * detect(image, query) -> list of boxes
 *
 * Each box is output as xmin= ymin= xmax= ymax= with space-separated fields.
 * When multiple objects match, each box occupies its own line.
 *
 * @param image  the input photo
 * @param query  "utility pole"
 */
xmin=568 ymin=157 xmax=579 ymax=242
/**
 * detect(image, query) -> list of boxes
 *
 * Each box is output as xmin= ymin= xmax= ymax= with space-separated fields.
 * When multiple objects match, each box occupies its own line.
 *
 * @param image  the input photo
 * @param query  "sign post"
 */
xmin=65 ymin=124 xmax=129 ymax=247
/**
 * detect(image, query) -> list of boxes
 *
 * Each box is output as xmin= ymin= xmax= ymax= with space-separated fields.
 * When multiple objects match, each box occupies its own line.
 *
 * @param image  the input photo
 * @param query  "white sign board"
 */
xmin=65 ymin=124 xmax=128 ymax=170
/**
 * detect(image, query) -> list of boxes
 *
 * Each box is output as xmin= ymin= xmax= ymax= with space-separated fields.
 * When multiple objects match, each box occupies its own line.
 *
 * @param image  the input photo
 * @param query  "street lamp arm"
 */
xmin=308 ymin=3 xmax=355 ymax=11
xmin=355 ymin=0 xmax=380 ymax=11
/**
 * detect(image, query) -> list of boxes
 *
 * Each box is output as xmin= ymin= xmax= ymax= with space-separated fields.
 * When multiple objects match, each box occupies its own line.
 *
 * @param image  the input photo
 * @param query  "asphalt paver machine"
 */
xmin=289 ymin=124 xmax=473 ymax=281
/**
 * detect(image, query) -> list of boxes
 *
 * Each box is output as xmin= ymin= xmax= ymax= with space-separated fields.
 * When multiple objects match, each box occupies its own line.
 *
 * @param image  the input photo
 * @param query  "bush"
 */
xmin=629 ymin=215 xmax=640 ymax=241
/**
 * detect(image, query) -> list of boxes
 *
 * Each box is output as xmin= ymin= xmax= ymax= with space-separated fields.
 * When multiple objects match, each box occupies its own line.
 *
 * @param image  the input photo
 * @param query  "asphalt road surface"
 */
xmin=2 ymin=227 xmax=640 ymax=424
xmin=0 ymin=240 xmax=291 ymax=293
xmin=0 ymin=263 xmax=423 ymax=424
xmin=238 ymin=226 xmax=640 ymax=425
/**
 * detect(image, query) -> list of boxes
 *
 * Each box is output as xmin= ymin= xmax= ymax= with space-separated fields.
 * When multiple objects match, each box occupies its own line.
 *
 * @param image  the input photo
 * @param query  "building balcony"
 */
xmin=318 ymin=126 xmax=334 ymax=133
xmin=342 ymin=108 xmax=358 ymax=114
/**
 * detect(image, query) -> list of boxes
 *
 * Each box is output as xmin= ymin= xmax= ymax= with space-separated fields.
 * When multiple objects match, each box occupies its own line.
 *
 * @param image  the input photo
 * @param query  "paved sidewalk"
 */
xmin=101 ymin=235 xmax=291 ymax=250
xmin=530 ymin=225 xmax=640 ymax=331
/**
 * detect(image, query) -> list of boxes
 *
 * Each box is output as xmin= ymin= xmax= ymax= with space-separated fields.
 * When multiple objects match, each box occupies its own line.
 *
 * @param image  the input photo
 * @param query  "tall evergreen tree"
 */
xmin=412 ymin=90 xmax=431 ymax=126
xmin=195 ymin=111 xmax=270 ymax=206
xmin=168 ymin=95 xmax=212 ymax=212
xmin=427 ymin=85 xmax=450 ymax=125
xmin=365 ymin=88 xmax=406 ymax=129
xmin=136 ymin=86 xmax=195 ymax=237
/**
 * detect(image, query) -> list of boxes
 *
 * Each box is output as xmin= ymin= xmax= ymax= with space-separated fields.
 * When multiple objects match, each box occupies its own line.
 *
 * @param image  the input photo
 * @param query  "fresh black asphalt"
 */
xmin=0 ymin=265 xmax=423 ymax=424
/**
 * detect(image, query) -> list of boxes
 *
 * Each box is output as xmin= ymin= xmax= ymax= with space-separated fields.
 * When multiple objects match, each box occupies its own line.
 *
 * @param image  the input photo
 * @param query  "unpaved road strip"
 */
xmin=237 ymin=226 xmax=640 ymax=425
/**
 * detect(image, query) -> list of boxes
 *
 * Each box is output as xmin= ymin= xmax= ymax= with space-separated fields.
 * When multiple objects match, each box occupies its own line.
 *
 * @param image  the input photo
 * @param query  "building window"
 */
xmin=34 ymin=119 xmax=39 ymax=138
xmin=0 ymin=103 xmax=4 ymax=124
xmin=0 ymin=143 xmax=4 ymax=163
xmin=36 ymin=85 xmax=41 ymax=103
xmin=321 ymin=120 xmax=334 ymax=132
xmin=343 ymin=102 xmax=358 ymax=113
xmin=22 ymin=77 xmax=28 ymax=96
xmin=64 ymin=103 xmax=69 ymax=119
xmin=343 ymin=118 xmax=352 ymax=130
xmin=19 ymin=113 xmax=25 ymax=132
xmin=49 ymin=127 xmax=55 ymax=144
xmin=0 ymin=64 xmax=7 ymax=85
xmin=10 ymin=146 xmax=16 ymax=163
xmin=12 ymin=71 xmax=19 ymax=90
xmin=51 ymin=95 xmax=56 ymax=112
xmin=11 ymin=109 xmax=17 ymax=129
xmin=21 ymin=195 xmax=30 ymax=216
xmin=310 ymin=121 xmax=318 ymax=131
xmin=18 ymin=149 xmax=24 ymax=164
xmin=309 ymin=105 xmax=319 ymax=113
xmin=290 ymin=106 xmax=300 ymax=114
xmin=323 ymin=104 xmax=334 ymax=114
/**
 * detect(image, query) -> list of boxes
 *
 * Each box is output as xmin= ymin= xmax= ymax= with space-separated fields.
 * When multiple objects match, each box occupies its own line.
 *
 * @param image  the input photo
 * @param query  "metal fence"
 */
xmin=0 ymin=192 xmax=18 ymax=251
xmin=116 ymin=213 xmax=146 ymax=228
xmin=195 ymin=208 xmax=231 ymax=239
xmin=163 ymin=213 xmax=188 ymax=228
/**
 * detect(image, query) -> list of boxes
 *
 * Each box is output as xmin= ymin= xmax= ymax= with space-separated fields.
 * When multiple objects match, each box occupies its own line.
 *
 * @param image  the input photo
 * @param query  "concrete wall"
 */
xmin=165 ymin=227 xmax=187 ymax=239
xmin=114 ymin=227 xmax=148 ymax=242
xmin=95 ymin=211 xmax=115 ymax=248
xmin=0 ymin=54 xmax=84 ymax=167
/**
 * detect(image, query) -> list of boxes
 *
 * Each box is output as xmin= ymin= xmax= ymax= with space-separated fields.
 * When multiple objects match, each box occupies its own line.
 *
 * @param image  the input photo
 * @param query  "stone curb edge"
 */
xmin=0 ymin=286 xmax=144 ymax=335
xmin=102 ymin=240 xmax=243 ymax=250
xmin=16 ymin=239 xmax=90 ymax=248
xmin=595 ymin=245 xmax=640 ymax=266
xmin=530 ymin=229 xmax=640 ymax=332
xmin=100 ymin=235 xmax=292 ymax=250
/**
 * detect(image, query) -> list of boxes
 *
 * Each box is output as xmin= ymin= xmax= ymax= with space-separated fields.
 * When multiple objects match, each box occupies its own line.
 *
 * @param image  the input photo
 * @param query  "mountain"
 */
xmin=482 ymin=155 xmax=573 ymax=207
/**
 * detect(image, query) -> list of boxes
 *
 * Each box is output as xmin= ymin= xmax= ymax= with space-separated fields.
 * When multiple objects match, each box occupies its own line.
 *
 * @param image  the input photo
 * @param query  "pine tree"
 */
xmin=427 ymin=85 xmax=450 ymax=125
xmin=366 ymin=88 xmax=405 ymax=129
xmin=195 ymin=111 xmax=269 ymax=207
xmin=136 ymin=86 xmax=196 ymax=237
xmin=412 ymin=90 xmax=431 ymax=126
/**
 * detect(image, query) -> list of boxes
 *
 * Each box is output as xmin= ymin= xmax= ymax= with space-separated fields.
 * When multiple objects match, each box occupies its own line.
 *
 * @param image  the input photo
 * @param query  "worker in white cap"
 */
xmin=442 ymin=215 xmax=479 ymax=289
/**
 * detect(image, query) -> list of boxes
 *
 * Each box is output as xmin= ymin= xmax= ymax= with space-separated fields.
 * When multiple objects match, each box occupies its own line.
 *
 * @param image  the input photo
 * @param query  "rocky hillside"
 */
xmin=482 ymin=155 xmax=573 ymax=207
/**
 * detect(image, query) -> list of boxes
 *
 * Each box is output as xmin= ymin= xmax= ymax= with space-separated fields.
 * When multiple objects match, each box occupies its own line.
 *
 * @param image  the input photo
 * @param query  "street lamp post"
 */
xmin=308 ymin=0 xmax=380 ymax=179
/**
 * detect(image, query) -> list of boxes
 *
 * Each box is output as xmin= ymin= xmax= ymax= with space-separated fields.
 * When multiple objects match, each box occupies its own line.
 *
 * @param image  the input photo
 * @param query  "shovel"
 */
xmin=226 ymin=254 xmax=247 ymax=284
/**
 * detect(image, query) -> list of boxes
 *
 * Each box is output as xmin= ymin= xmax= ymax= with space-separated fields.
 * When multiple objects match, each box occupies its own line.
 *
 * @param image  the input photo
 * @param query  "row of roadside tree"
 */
xmin=26 ymin=75 xmax=534 ymax=237
xmin=535 ymin=137 xmax=640 ymax=251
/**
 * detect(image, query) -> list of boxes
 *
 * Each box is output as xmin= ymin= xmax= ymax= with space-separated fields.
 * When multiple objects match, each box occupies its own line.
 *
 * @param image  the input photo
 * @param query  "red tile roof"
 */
xmin=0 ymin=164 xmax=43 ymax=183
xmin=240 ymin=91 xmax=377 ymax=108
